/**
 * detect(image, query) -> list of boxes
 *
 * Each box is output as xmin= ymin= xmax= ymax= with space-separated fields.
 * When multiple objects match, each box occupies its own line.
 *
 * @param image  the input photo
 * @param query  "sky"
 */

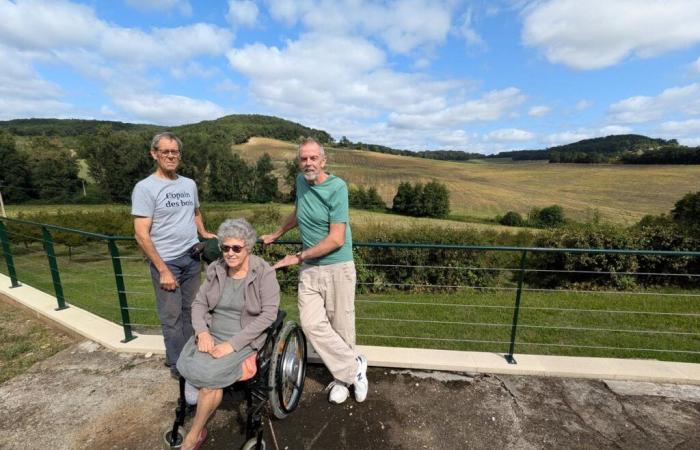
xmin=2 ymin=0 xmax=700 ymax=154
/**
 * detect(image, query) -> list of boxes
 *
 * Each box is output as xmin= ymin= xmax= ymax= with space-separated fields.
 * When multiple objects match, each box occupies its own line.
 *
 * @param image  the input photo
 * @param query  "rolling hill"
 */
xmin=234 ymin=137 xmax=700 ymax=226
xmin=2 ymin=116 xmax=699 ymax=226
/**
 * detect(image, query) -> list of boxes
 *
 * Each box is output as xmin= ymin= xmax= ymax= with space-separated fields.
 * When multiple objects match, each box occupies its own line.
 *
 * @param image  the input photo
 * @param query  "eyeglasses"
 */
xmin=220 ymin=244 xmax=245 ymax=254
xmin=158 ymin=150 xmax=181 ymax=157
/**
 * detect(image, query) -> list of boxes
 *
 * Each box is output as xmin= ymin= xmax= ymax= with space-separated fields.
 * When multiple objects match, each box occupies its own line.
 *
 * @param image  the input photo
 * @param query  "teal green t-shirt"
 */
xmin=295 ymin=174 xmax=353 ymax=265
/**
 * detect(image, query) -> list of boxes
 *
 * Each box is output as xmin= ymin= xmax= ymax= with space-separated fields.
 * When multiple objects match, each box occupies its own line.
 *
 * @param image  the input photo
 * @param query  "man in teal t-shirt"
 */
xmin=262 ymin=137 xmax=368 ymax=405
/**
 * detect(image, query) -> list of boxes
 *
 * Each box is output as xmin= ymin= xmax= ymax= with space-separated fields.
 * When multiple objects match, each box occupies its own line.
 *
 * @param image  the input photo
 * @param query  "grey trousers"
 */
xmin=149 ymin=253 xmax=201 ymax=368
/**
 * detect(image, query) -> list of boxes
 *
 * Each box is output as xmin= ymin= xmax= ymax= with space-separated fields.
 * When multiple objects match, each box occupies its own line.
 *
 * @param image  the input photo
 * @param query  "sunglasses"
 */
xmin=220 ymin=244 xmax=245 ymax=254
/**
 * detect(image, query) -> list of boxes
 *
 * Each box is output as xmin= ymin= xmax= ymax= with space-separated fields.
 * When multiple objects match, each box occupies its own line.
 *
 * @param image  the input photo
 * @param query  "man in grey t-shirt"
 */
xmin=132 ymin=132 xmax=215 ymax=376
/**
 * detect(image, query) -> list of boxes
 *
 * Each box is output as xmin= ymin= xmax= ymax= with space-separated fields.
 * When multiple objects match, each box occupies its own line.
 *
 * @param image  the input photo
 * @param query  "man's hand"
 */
xmin=159 ymin=267 xmax=179 ymax=291
xmin=200 ymin=231 xmax=217 ymax=240
xmin=272 ymin=253 xmax=302 ymax=269
xmin=197 ymin=331 xmax=215 ymax=353
xmin=260 ymin=232 xmax=279 ymax=246
xmin=209 ymin=342 xmax=234 ymax=358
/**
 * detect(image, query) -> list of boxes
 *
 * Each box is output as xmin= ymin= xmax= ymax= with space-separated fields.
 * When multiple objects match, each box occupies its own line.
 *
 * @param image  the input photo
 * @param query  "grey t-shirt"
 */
xmin=131 ymin=174 xmax=200 ymax=261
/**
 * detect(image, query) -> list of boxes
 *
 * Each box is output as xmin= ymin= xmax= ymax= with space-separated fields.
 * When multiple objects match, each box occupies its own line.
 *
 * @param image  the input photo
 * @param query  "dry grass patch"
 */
xmin=0 ymin=299 xmax=78 ymax=383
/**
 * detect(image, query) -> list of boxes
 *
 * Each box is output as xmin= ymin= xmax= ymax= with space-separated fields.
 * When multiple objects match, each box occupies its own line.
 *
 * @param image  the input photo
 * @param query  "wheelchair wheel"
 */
xmin=162 ymin=428 xmax=184 ymax=449
xmin=268 ymin=321 xmax=306 ymax=419
xmin=241 ymin=437 xmax=266 ymax=450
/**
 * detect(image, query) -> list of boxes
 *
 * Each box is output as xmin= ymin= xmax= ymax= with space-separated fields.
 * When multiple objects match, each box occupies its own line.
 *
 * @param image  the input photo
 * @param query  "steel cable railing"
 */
xmin=1 ymin=217 xmax=699 ymax=363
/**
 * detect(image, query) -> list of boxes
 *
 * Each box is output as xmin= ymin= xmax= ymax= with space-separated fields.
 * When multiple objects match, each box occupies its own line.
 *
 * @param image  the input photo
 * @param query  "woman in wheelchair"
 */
xmin=175 ymin=218 xmax=280 ymax=450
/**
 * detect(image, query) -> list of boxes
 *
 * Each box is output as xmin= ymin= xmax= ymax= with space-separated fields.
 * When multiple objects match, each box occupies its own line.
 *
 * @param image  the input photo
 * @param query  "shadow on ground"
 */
xmin=1 ymin=342 xmax=699 ymax=450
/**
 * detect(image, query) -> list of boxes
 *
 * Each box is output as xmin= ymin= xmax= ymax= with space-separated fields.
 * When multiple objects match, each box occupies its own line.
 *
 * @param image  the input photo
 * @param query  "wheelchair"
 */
xmin=163 ymin=310 xmax=307 ymax=450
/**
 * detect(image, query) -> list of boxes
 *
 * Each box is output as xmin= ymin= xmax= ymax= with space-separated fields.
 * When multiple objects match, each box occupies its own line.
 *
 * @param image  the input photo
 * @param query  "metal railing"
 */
xmin=1 ymin=216 xmax=699 ymax=363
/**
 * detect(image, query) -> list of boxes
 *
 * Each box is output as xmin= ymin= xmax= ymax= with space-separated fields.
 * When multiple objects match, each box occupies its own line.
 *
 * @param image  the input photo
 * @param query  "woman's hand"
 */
xmin=196 ymin=331 xmax=215 ymax=353
xmin=209 ymin=342 xmax=234 ymax=359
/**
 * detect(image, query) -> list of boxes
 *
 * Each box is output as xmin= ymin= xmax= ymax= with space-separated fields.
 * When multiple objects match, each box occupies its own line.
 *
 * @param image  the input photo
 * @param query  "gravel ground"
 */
xmin=1 ymin=341 xmax=699 ymax=450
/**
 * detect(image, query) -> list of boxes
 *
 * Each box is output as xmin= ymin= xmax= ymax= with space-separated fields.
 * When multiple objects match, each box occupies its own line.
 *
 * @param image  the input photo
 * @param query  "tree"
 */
xmin=250 ymin=153 xmax=279 ymax=202
xmin=83 ymin=127 xmax=152 ymax=202
xmin=208 ymin=150 xmax=250 ymax=201
xmin=348 ymin=185 xmax=366 ymax=207
xmin=392 ymin=182 xmax=413 ymax=214
xmin=27 ymin=137 xmax=82 ymax=202
xmin=365 ymin=186 xmax=386 ymax=210
xmin=500 ymin=211 xmax=524 ymax=227
xmin=671 ymin=191 xmax=700 ymax=235
xmin=283 ymin=160 xmax=298 ymax=203
xmin=422 ymin=180 xmax=450 ymax=218
xmin=536 ymin=205 xmax=566 ymax=227
xmin=0 ymin=131 xmax=35 ymax=202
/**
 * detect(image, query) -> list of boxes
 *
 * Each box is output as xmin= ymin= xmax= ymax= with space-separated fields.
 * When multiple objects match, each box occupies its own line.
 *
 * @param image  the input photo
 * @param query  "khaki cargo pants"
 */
xmin=298 ymin=261 xmax=357 ymax=384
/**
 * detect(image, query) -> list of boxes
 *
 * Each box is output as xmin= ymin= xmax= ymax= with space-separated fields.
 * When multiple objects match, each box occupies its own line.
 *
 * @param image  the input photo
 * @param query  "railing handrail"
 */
xmin=1 ymin=216 xmax=698 ymax=257
xmin=0 ymin=217 xmax=131 ymax=241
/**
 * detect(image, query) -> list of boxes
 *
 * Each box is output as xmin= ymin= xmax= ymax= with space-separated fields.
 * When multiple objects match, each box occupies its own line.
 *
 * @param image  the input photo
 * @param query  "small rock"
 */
xmin=145 ymin=352 xmax=153 ymax=358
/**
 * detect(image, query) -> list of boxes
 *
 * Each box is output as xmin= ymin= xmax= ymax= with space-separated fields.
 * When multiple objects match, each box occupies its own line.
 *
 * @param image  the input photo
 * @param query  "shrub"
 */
xmin=500 ymin=211 xmax=524 ymax=227
xmin=535 ymin=205 xmax=566 ymax=227
xmin=671 ymin=191 xmax=700 ymax=236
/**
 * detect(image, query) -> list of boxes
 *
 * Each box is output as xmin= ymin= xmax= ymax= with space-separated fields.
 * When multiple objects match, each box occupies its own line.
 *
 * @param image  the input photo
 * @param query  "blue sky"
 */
xmin=2 ymin=0 xmax=700 ymax=153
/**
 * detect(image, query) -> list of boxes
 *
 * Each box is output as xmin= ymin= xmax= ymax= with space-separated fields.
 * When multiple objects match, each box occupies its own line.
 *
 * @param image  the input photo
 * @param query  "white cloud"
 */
xmin=113 ymin=93 xmax=226 ymax=125
xmin=679 ymin=137 xmax=700 ymax=146
xmin=575 ymin=99 xmax=592 ymax=110
xmin=413 ymin=58 xmax=430 ymax=69
xmin=388 ymin=87 xmax=526 ymax=129
xmin=528 ymin=105 xmax=550 ymax=117
xmin=608 ymin=83 xmax=700 ymax=124
xmin=125 ymin=0 xmax=192 ymax=16
xmin=522 ymin=0 xmax=700 ymax=69
xmin=0 ymin=0 xmax=99 ymax=50
xmin=99 ymin=23 xmax=233 ymax=64
xmin=692 ymin=56 xmax=700 ymax=74
xmin=659 ymin=118 xmax=700 ymax=135
xmin=0 ymin=1 xmax=232 ymax=63
xmin=434 ymin=130 xmax=473 ymax=147
xmin=214 ymin=78 xmax=240 ymax=92
xmin=545 ymin=130 xmax=592 ymax=146
xmin=227 ymin=0 xmax=259 ymax=27
xmin=486 ymin=128 xmax=535 ymax=142
xmin=459 ymin=8 xmax=485 ymax=48
xmin=170 ymin=62 xmax=220 ymax=80
xmin=228 ymin=33 xmax=468 ymax=119
xmin=0 ymin=45 xmax=72 ymax=119
xmin=599 ymin=125 xmax=632 ymax=135
xmin=265 ymin=0 xmax=452 ymax=54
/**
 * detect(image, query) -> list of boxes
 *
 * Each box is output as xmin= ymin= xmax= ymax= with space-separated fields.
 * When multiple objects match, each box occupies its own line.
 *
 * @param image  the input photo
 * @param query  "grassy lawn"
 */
xmin=234 ymin=137 xmax=700 ymax=225
xmin=2 ymin=241 xmax=698 ymax=364
xmin=0 ymin=300 xmax=78 ymax=384
xmin=4 ymin=201 xmax=538 ymax=236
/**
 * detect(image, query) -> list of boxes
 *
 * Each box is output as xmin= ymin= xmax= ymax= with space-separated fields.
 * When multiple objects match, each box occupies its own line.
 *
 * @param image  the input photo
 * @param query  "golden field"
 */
xmin=234 ymin=137 xmax=700 ymax=225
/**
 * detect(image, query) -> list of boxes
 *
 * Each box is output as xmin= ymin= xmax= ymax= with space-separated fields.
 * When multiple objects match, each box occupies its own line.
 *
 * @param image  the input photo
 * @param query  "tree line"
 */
xmin=0 ymin=128 xmax=281 ymax=204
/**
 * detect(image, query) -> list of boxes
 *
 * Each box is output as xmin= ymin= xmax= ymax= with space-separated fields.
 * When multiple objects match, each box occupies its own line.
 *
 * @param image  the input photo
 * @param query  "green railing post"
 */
xmin=0 ymin=221 xmax=21 ymax=288
xmin=505 ymin=250 xmax=528 ymax=364
xmin=108 ymin=239 xmax=135 ymax=343
xmin=41 ymin=226 xmax=67 ymax=310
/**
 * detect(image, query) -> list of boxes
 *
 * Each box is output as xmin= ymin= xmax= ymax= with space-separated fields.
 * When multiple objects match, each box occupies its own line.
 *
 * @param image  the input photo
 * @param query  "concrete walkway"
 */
xmin=2 ymin=273 xmax=698 ymax=385
xmin=1 ymin=340 xmax=699 ymax=450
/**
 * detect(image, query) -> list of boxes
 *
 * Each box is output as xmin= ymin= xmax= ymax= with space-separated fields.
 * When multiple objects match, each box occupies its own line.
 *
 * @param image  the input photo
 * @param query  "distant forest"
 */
xmin=0 ymin=115 xmax=332 ymax=204
xmin=1 ymin=117 xmax=699 ymax=172
xmin=334 ymin=133 xmax=700 ymax=165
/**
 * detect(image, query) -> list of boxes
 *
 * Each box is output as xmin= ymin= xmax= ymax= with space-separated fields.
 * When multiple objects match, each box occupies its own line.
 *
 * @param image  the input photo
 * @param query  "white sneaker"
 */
xmin=184 ymin=380 xmax=199 ymax=405
xmin=353 ymin=355 xmax=368 ymax=402
xmin=326 ymin=380 xmax=350 ymax=404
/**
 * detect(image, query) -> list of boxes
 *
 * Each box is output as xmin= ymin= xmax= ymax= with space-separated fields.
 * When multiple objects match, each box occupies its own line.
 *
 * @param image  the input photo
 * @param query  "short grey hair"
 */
xmin=151 ymin=132 xmax=183 ymax=153
xmin=217 ymin=218 xmax=257 ymax=249
xmin=298 ymin=137 xmax=325 ymax=157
